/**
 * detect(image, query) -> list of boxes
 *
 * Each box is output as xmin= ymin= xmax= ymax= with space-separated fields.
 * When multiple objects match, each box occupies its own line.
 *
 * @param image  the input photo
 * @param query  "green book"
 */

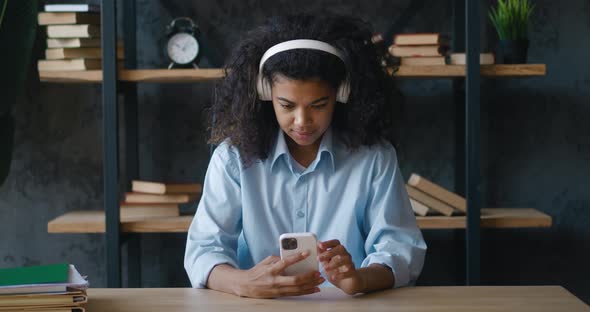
xmin=0 ymin=263 xmax=69 ymax=287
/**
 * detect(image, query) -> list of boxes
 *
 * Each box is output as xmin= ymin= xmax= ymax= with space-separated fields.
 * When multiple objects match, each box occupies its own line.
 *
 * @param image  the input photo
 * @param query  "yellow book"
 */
xmin=0 ymin=307 xmax=85 ymax=312
xmin=38 ymin=12 xmax=100 ymax=25
xmin=131 ymin=180 xmax=203 ymax=195
xmin=394 ymin=33 xmax=448 ymax=46
xmin=408 ymin=173 xmax=466 ymax=212
xmin=400 ymin=56 xmax=446 ymax=66
xmin=406 ymin=185 xmax=455 ymax=216
xmin=120 ymin=202 xmax=180 ymax=220
xmin=125 ymin=192 xmax=199 ymax=204
xmin=0 ymin=291 xmax=86 ymax=308
xmin=46 ymin=25 xmax=100 ymax=38
xmin=47 ymin=38 xmax=101 ymax=48
xmin=45 ymin=47 xmax=124 ymax=60
xmin=38 ymin=59 xmax=102 ymax=71
xmin=409 ymin=198 xmax=429 ymax=216
xmin=388 ymin=44 xmax=448 ymax=57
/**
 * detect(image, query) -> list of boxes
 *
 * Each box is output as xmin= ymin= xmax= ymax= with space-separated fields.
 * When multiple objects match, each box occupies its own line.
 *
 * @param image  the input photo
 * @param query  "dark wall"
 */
xmin=0 ymin=0 xmax=588 ymax=303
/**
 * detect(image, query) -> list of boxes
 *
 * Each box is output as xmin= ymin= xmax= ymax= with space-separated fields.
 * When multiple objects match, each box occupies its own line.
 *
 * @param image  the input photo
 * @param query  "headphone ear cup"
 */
xmin=336 ymin=79 xmax=351 ymax=103
xmin=256 ymin=74 xmax=273 ymax=101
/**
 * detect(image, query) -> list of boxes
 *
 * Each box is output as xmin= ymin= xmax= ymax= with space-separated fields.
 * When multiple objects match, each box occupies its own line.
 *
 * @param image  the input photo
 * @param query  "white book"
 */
xmin=44 ymin=4 xmax=100 ymax=13
xmin=46 ymin=25 xmax=101 ymax=39
xmin=47 ymin=38 xmax=101 ymax=48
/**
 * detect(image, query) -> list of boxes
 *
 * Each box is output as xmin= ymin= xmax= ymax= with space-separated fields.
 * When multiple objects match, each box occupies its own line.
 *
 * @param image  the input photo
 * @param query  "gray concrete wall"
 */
xmin=0 ymin=0 xmax=588 ymax=303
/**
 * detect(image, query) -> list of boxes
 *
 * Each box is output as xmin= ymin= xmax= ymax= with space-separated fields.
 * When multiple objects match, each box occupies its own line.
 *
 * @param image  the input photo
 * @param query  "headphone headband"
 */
xmin=256 ymin=39 xmax=350 ymax=103
xmin=259 ymin=39 xmax=346 ymax=71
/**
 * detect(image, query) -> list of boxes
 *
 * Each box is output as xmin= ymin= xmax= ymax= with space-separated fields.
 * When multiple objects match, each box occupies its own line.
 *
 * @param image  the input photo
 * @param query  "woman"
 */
xmin=184 ymin=14 xmax=426 ymax=298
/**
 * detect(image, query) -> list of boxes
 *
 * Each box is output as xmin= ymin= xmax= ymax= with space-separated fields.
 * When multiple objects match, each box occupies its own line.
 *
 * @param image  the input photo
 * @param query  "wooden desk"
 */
xmin=47 ymin=208 xmax=552 ymax=233
xmin=85 ymin=286 xmax=588 ymax=312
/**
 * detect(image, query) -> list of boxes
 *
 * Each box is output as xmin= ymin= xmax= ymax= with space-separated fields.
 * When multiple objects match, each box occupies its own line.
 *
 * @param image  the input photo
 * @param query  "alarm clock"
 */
xmin=165 ymin=17 xmax=200 ymax=69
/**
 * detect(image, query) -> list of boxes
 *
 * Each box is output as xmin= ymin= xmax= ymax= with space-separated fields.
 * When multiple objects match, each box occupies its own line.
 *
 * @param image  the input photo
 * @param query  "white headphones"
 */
xmin=256 ymin=39 xmax=351 ymax=103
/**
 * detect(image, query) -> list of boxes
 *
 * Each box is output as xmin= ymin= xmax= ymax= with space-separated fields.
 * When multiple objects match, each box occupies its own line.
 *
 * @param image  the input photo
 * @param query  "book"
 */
xmin=406 ymin=185 xmax=456 ymax=216
xmin=0 ymin=264 xmax=68 ymax=287
xmin=0 ymin=264 xmax=88 ymax=295
xmin=0 ymin=284 xmax=68 ymax=295
xmin=449 ymin=53 xmax=495 ymax=65
xmin=0 ymin=307 xmax=85 ymax=312
xmin=38 ymin=59 xmax=102 ymax=71
xmin=44 ymin=4 xmax=100 ymax=13
xmin=400 ymin=56 xmax=446 ymax=66
xmin=388 ymin=44 xmax=448 ymax=57
xmin=0 ymin=291 xmax=87 ymax=307
xmin=409 ymin=198 xmax=429 ymax=216
xmin=120 ymin=202 xmax=180 ymax=220
xmin=47 ymin=38 xmax=101 ymax=48
xmin=408 ymin=173 xmax=467 ymax=213
xmin=124 ymin=192 xmax=199 ymax=204
xmin=45 ymin=47 xmax=124 ymax=60
xmin=46 ymin=25 xmax=100 ymax=38
xmin=38 ymin=12 xmax=100 ymax=25
xmin=394 ymin=33 xmax=448 ymax=46
xmin=131 ymin=180 xmax=203 ymax=195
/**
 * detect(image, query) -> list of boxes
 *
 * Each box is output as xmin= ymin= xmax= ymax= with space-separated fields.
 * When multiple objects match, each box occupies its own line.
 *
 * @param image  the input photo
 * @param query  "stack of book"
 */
xmin=0 ymin=263 xmax=88 ymax=312
xmin=406 ymin=173 xmax=467 ymax=217
xmin=120 ymin=180 xmax=203 ymax=220
xmin=388 ymin=33 xmax=449 ymax=66
xmin=37 ymin=3 xmax=122 ymax=76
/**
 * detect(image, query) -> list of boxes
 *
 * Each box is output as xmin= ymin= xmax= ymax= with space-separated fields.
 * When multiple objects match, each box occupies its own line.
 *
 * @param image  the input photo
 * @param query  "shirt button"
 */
xmin=296 ymin=211 xmax=305 ymax=218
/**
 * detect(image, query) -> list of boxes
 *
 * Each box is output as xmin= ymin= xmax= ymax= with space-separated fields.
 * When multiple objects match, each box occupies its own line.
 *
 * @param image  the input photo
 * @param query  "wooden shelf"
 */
xmin=47 ymin=208 xmax=551 ymax=233
xmin=418 ymin=208 xmax=552 ymax=229
xmin=38 ymin=64 xmax=545 ymax=83
xmin=47 ymin=211 xmax=193 ymax=233
xmin=39 ymin=68 xmax=225 ymax=83
xmin=390 ymin=64 xmax=546 ymax=78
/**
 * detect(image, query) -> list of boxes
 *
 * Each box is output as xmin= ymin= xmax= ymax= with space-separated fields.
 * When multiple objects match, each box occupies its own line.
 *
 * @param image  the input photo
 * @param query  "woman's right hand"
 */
xmin=235 ymin=251 xmax=325 ymax=298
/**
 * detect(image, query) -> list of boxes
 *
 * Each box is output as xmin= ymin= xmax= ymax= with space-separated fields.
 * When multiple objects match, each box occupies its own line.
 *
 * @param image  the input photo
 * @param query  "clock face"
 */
xmin=167 ymin=33 xmax=199 ymax=65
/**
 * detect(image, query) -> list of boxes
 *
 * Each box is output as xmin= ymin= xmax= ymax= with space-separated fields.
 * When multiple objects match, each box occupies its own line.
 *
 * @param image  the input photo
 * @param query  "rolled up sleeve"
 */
xmin=361 ymin=144 xmax=427 ymax=288
xmin=184 ymin=143 xmax=242 ymax=288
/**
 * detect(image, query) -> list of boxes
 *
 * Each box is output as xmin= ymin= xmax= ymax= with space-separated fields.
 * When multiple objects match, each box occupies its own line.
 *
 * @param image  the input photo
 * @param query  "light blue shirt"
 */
xmin=184 ymin=128 xmax=427 ymax=288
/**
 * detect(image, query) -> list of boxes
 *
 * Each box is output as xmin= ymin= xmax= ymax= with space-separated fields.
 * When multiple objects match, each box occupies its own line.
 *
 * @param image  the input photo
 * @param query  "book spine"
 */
xmin=388 ymin=45 xmax=447 ymax=57
xmin=406 ymin=185 xmax=455 ymax=216
xmin=124 ymin=193 xmax=196 ymax=204
xmin=408 ymin=174 xmax=466 ymax=212
xmin=409 ymin=198 xmax=429 ymax=216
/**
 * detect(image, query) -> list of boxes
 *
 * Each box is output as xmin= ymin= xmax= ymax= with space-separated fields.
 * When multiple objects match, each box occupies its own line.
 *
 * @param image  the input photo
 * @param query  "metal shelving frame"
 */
xmin=100 ymin=0 xmax=483 ymax=287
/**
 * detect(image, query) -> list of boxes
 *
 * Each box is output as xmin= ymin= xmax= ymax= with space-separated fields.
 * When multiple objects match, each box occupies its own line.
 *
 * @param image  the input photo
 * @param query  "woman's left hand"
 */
xmin=317 ymin=239 xmax=365 ymax=295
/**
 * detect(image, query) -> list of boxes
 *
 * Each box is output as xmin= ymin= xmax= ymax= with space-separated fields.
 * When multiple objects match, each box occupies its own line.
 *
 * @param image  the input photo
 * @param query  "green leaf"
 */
xmin=488 ymin=0 xmax=534 ymax=40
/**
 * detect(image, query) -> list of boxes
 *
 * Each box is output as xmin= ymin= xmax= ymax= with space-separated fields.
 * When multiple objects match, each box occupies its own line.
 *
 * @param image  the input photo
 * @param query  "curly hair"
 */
xmin=209 ymin=14 xmax=398 ymax=165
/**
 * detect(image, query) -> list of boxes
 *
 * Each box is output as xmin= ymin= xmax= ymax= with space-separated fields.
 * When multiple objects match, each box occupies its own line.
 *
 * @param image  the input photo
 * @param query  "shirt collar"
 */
xmin=270 ymin=127 xmax=335 ymax=173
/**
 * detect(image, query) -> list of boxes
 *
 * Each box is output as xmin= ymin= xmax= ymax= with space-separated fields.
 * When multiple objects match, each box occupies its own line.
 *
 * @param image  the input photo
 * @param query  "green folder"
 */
xmin=0 ymin=263 xmax=69 ymax=287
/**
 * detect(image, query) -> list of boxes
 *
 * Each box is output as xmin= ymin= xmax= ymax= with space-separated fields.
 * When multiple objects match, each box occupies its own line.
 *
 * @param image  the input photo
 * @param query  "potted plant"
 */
xmin=488 ymin=0 xmax=535 ymax=64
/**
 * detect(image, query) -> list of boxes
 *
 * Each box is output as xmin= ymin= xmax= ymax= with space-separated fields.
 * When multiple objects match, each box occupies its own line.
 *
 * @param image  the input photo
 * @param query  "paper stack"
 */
xmin=0 ymin=263 xmax=89 ymax=312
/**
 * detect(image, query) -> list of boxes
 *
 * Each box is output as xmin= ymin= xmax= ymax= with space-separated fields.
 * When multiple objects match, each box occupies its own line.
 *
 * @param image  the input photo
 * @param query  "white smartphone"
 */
xmin=279 ymin=232 xmax=319 ymax=276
